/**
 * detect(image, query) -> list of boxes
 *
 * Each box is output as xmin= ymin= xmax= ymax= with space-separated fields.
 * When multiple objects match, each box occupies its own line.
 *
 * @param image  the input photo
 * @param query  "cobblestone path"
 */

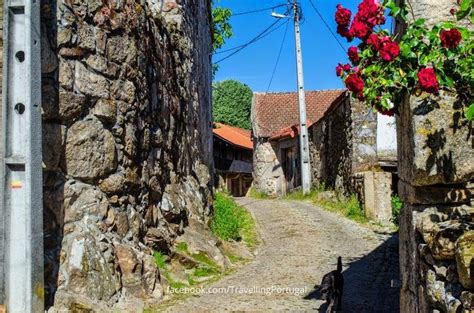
xmin=164 ymin=198 xmax=400 ymax=312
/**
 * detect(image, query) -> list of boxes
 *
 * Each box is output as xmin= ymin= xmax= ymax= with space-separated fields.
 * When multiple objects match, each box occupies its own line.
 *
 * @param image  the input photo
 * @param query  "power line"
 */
xmin=307 ymin=0 xmax=347 ymax=53
xmin=265 ymin=20 xmax=290 ymax=93
xmin=232 ymin=3 xmax=288 ymax=16
xmin=214 ymin=18 xmax=287 ymax=55
xmin=214 ymin=15 xmax=289 ymax=64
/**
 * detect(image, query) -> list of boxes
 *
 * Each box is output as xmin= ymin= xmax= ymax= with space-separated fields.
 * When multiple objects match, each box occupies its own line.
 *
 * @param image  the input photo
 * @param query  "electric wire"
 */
xmin=307 ymin=0 xmax=347 ymax=53
xmin=213 ymin=17 xmax=288 ymax=55
xmin=265 ymin=20 xmax=291 ymax=93
xmin=232 ymin=3 xmax=288 ymax=16
xmin=214 ymin=13 xmax=290 ymax=63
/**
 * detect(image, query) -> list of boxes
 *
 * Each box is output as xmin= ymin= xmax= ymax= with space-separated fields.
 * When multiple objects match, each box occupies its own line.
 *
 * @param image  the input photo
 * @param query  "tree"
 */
xmin=211 ymin=1 xmax=232 ymax=76
xmin=212 ymin=80 xmax=253 ymax=130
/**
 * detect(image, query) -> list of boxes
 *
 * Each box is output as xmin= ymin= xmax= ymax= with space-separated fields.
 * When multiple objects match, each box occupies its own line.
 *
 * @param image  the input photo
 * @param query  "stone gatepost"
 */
xmin=397 ymin=1 xmax=474 ymax=312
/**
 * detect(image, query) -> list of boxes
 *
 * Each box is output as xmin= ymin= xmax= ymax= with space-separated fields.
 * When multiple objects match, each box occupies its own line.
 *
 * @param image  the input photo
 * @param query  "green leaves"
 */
xmin=456 ymin=0 xmax=473 ymax=21
xmin=467 ymin=103 xmax=474 ymax=121
xmin=211 ymin=1 xmax=233 ymax=76
xmin=212 ymin=6 xmax=233 ymax=52
xmin=212 ymin=80 xmax=253 ymax=130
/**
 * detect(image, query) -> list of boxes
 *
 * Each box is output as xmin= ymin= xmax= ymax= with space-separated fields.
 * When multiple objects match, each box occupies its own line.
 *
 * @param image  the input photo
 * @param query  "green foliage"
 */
xmin=176 ymin=242 xmax=188 ymax=253
xmin=391 ymin=195 xmax=403 ymax=226
xmin=153 ymin=251 xmax=167 ymax=269
xmin=283 ymin=188 xmax=320 ymax=200
xmin=337 ymin=0 xmax=473 ymax=120
xmin=466 ymin=103 xmax=474 ymax=121
xmin=194 ymin=265 xmax=219 ymax=277
xmin=211 ymin=192 xmax=258 ymax=248
xmin=345 ymin=195 xmax=365 ymax=222
xmin=211 ymin=1 xmax=232 ymax=75
xmin=211 ymin=2 xmax=233 ymax=52
xmin=248 ymin=187 xmax=271 ymax=199
xmin=456 ymin=0 xmax=474 ymax=23
xmin=212 ymin=80 xmax=253 ymax=129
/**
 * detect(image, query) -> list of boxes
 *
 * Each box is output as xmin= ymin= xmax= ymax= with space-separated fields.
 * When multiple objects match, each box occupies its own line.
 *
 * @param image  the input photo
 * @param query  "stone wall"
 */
xmin=398 ymin=1 xmax=474 ymax=312
xmin=252 ymin=138 xmax=293 ymax=197
xmin=309 ymin=95 xmax=377 ymax=195
xmin=40 ymin=0 xmax=213 ymax=310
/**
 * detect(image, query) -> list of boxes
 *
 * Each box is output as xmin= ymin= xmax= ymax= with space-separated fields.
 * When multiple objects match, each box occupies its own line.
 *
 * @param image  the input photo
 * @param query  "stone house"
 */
xmin=213 ymin=123 xmax=253 ymax=196
xmin=252 ymin=90 xmax=348 ymax=196
xmin=252 ymin=89 xmax=398 ymax=223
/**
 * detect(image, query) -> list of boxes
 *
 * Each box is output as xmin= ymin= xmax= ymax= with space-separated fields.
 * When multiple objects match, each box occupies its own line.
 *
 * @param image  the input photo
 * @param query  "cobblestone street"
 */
xmin=163 ymin=198 xmax=400 ymax=312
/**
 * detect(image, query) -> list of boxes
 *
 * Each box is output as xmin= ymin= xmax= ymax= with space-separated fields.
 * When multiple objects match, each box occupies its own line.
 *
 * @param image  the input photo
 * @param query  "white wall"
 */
xmin=376 ymin=113 xmax=397 ymax=159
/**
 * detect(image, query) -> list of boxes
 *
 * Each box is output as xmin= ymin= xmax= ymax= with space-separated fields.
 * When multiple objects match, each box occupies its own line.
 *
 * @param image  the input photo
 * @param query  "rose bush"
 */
xmin=334 ymin=0 xmax=473 ymax=119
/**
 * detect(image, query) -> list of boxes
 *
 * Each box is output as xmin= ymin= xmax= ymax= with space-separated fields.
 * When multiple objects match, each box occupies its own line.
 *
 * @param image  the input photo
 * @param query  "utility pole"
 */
xmin=1 ymin=0 xmax=44 ymax=312
xmin=292 ymin=0 xmax=312 ymax=194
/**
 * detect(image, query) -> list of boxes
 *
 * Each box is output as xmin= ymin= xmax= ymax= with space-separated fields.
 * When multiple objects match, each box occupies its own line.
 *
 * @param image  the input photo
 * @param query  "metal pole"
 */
xmin=293 ymin=0 xmax=311 ymax=194
xmin=1 ymin=0 xmax=43 ymax=311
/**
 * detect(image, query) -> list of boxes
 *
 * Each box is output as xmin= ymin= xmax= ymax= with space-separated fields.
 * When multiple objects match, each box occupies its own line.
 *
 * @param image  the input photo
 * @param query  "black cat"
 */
xmin=316 ymin=256 xmax=344 ymax=312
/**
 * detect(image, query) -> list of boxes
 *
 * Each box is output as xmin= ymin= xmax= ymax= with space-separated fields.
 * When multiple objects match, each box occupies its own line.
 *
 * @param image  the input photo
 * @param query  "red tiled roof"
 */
xmin=269 ymin=120 xmax=313 ymax=141
xmin=252 ymin=90 xmax=347 ymax=138
xmin=213 ymin=123 xmax=253 ymax=150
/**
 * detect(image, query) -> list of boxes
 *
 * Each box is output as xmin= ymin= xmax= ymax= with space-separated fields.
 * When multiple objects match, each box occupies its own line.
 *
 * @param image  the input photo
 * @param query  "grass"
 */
xmin=211 ymin=192 xmax=258 ymax=249
xmin=282 ymin=188 xmax=319 ymax=200
xmin=194 ymin=265 xmax=219 ymax=277
xmin=176 ymin=242 xmax=188 ymax=253
xmin=391 ymin=194 xmax=403 ymax=226
xmin=247 ymin=186 xmax=271 ymax=199
xmin=153 ymin=251 xmax=167 ymax=269
xmin=284 ymin=188 xmax=368 ymax=224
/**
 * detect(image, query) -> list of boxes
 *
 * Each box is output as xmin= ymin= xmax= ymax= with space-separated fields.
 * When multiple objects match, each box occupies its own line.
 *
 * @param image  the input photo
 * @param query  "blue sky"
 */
xmin=214 ymin=0 xmax=391 ymax=93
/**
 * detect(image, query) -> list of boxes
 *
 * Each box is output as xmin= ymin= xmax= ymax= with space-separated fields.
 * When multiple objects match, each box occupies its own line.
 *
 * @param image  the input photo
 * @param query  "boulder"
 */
xmin=145 ymin=227 xmax=174 ymax=252
xmin=456 ymin=231 xmax=474 ymax=290
xmin=65 ymin=118 xmax=116 ymax=181
xmin=99 ymin=173 xmax=125 ymax=195
xmin=59 ymin=90 xmax=86 ymax=122
xmin=115 ymin=244 xmax=146 ymax=298
xmin=175 ymin=220 xmax=229 ymax=270
xmin=74 ymin=62 xmax=110 ymax=98
xmin=56 ymin=222 xmax=119 ymax=303
xmin=63 ymin=180 xmax=109 ymax=223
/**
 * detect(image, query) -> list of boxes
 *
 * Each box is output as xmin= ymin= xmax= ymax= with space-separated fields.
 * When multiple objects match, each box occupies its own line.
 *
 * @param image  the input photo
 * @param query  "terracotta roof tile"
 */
xmin=213 ymin=123 xmax=253 ymax=150
xmin=253 ymin=90 xmax=347 ymax=137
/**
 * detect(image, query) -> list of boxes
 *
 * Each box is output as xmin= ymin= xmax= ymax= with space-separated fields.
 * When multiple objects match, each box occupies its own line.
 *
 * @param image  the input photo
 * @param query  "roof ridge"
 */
xmin=254 ymin=88 xmax=346 ymax=95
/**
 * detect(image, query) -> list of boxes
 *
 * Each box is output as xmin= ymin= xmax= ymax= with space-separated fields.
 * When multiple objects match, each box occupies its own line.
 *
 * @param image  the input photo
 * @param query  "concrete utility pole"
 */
xmin=1 ymin=0 xmax=44 ymax=312
xmin=292 ymin=0 xmax=312 ymax=194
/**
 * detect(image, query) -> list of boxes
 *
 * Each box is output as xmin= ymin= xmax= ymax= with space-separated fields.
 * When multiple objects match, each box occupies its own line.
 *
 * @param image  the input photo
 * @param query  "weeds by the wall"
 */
xmin=391 ymin=195 xmax=403 ymax=226
xmin=211 ymin=192 xmax=258 ymax=249
xmin=247 ymin=186 xmax=271 ymax=199
xmin=284 ymin=188 xmax=368 ymax=224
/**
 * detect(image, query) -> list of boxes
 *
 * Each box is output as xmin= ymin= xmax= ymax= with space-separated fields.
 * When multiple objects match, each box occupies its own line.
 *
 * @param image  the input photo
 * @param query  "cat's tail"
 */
xmin=337 ymin=256 xmax=342 ymax=273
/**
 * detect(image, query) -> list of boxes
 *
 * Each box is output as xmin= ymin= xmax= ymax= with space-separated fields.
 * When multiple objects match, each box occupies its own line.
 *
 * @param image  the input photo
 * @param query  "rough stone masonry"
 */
xmin=40 ymin=0 xmax=213 ymax=310
xmin=397 ymin=0 xmax=474 ymax=312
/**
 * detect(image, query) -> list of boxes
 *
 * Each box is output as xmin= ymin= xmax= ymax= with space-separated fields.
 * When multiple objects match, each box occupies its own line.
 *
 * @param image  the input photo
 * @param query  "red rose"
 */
xmin=348 ymin=46 xmax=360 ymax=64
xmin=335 ymin=4 xmax=352 ymax=27
xmin=343 ymin=63 xmax=351 ymax=72
xmin=440 ymin=29 xmax=462 ymax=49
xmin=336 ymin=64 xmax=344 ymax=77
xmin=379 ymin=41 xmax=400 ymax=62
xmin=417 ymin=68 xmax=439 ymax=94
xmin=366 ymin=33 xmax=380 ymax=50
xmin=380 ymin=107 xmax=396 ymax=116
xmin=450 ymin=8 xmax=456 ymax=15
xmin=345 ymin=73 xmax=365 ymax=94
xmin=337 ymin=25 xmax=353 ymax=41
xmin=356 ymin=0 xmax=385 ymax=27
xmin=349 ymin=18 xmax=371 ymax=39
